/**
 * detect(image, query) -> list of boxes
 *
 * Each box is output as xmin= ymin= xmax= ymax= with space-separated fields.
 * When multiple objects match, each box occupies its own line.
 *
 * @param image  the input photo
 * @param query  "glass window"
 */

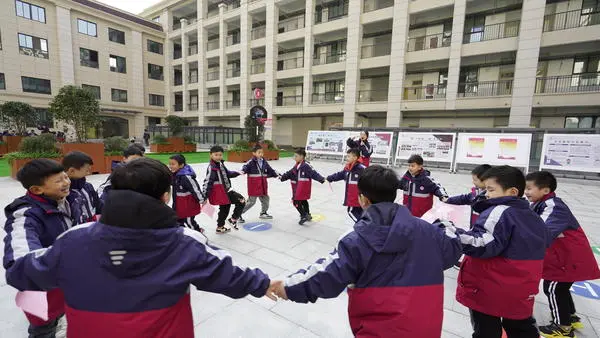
xmin=18 ymin=33 xmax=48 ymax=59
xmin=82 ymin=84 xmax=101 ymax=99
xmin=109 ymin=55 xmax=126 ymax=73
xmin=77 ymin=19 xmax=97 ymax=37
xmin=147 ymin=40 xmax=163 ymax=54
xmin=21 ymin=76 xmax=51 ymax=94
xmin=564 ymin=117 xmax=579 ymax=128
xmin=111 ymin=88 xmax=127 ymax=102
xmin=16 ymin=1 xmax=46 ymax=23
xmin=579 ymin=117 xmax=594 ymax=128
xmin=148 ymin=64 xmax=163 ymax=80
xmin=0 ymin=73 xmax=5 ymax=90
xmin=149 ymin=94 xmax=164 ymax=106
xmin=80 ymin=48 xmax=99 ymax=68
xmin=108 ymin=28 xmax=125 ymax=44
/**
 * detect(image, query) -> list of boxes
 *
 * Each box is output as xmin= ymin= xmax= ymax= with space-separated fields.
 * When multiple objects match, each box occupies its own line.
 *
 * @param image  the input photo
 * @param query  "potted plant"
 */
xmin=103 ymin=136 xmax=129 ymax=173
xmin=0 ymin=101 xmax=38 ymax=152
xmin=150 ymin=134 xmax=173 ymax=153
xmin=183 ymin=135 xmax=196 ymax=152
xmin=262 ymin=139 xmax=280 ymax=160
xmin=244 ymin=115 xmax=266 ymax=149
xmin=227 ymin=139 xmax=253 ymax=163
xmin=165 ymin=115 xmax=187 ymax=152
xmin=49 ymin=85 xmax=104 ymax=173
xmin=5 ymin=134 xmax=61 ymax=178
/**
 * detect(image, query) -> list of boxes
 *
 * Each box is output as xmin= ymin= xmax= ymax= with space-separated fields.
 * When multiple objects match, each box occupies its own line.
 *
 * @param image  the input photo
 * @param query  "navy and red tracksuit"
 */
xmin=446 ymin=187 xmax=487 ymax=227
xmin=201 ymin=160 xmax=244 ymax=226
xmin=284 ymin=202 xmax=462 ymax=337
xmin=532 ymin=193 xmax=600 ymax=326
xmin=280 ymin=161 xmax=325 ymax=217
xmin=242 ymin=156 xmax=278 ymax=197
xmin=326 ymin=161 xmax=366 ymax=222
xmin=346 ymin=138 xmax=372 ymax=166
xmin=172 ymin=164 xmax=204 ymax=232
xmin=399 ymin=169 xmax=448 ymax=217
xmin=452 ymin=197 xmax=547 ymax=337
xmin=70 ymin=177 xmax=103 ymax=222
xmin=3 ymin=193 xmax=83 ymax=333
xmin=4 ymin=190 xmax=270 ymax=338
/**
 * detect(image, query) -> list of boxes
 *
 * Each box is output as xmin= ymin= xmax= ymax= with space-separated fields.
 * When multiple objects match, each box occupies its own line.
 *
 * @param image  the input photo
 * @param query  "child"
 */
xmin=449 ymin=165 xmax=547 ymax=338
xmin=4 ymin=158 xmax=280 ymax=338
xmin=280 ymin=149 xmax=325 ymax=225
xmin=3 ymin=159 xmax=83 ymax=337
xmin=525 ymin=171 xmax=600 ymax=338
xmin=99 ymin=144 xmax=144 ymax=203
xmin=443 ymin=164 xmax=492 ymax=227
xmin=168 ymin=154 xmax=204 ymax=233
xmin=346 ymin=130 xmax=372 ymax=166
xmin=238 ymin=144 xmax=279 ymax=223
xmin=398 ymin=154 xmax=448 ymax=217
xmin=63 ymin=151 xmax=103 ymax=222
xmin=201 ymin=145 xmax=246 ymax=234
xmin=272 ymin=165 xmax=462 ymax=337
xmin=326 ymin=148 xmax=366 ymax=222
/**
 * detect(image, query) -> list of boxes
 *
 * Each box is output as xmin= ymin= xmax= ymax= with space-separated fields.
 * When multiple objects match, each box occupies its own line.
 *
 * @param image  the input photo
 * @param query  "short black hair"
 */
xmin=295 ymin=148 xmax=306 ymax=158
xmin=407 ymin=154 xmax=424 ymax=165
xmin=62 ymin=151 xmax=93 ymax=170
xmin=347 ymin=148 xmax=360 ymax=158
xmin=16 ymin=159 xmax=65 ymax=189
xmin=358 ymin=165 xmax=398 ymax=204
xmin=252 ymin=144 xmax=263 ymax=152
xmin=123 ymin=145 xmax=144 ymax=158
xmin=525 ymin=171 xmax=557 ymax=192
xmin=132 ymin=143 xmax=145 ymax=154
xmin=480 ymin=165 xmax=526 ymax=197
xmin=362 ymin=130 xmax=369 ymax=137
xmin=210 ymin=145 xmax=224 ymax=153
xmin=169 ymin=154 xmax=186 ymax=165
xmin=111 ymin=158 xmax=171 ymax=199
xmin=471 ymin=164 xmax=492 ymax=179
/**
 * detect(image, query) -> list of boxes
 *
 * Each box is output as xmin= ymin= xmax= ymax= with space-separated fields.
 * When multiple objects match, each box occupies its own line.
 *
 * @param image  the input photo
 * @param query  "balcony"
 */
xmin=206 ymin=101 xmax=220 ymax=110
xmin=207 ymin=40 xmax=219 ymax=51
xmin=278 ymin=15 xmax=305 ymax=33
xmin=251 ymin=26 xmax=266 ymax=40
xmin=543 ymin=9 xmax=600 ymax=32
xmin=173 ymin=103 xmax=183 ymax=112
xmin=363 ymin=0 xmax=394 ymax=13
xmin=535 ymin=74 xmax=600 ymax=94
xmin=207 ymin=70 xmax=219 ymax=81
xmin=278 ymin=56 xmax=304 ymax=70
xmin=407 ymin=32 xmax=451 ymax=52
xmin=226 ymin=68 xmax=241 ymax=78
xmin=276 ymin=95 xmax=303 ymax=106
xmin=226 ymin=35 xmax=240 ymax=46
xmin=315 ymin=2 xmax=348 ymax=25
xmin=458 ymin=80 xmax=513 ymax=97
xmin=403 ymin=85 xmax=446 ymax=100
xmin=174 ymin=49 xmax=182 ymax=60
xmin=358 ymin=90 xmax=388 ymax=102
xmin=312 ymin=92 xmax=344 ymax=104
xmin=250 ymin=98 xmax=265 ymax=106
xmin=251 ymin=62 xmax=265 ymax=74
xmin=189 ymin=72 xmax=198 ymax=84
xmin=225 ymin=0 xmax=240 ymax=11
xmin=188 ymin=45 xmax=198 ymax=56
xmin=463 ymin=21 xmax=520 ymax=44
xmin=188 ymin=102 xmax=198 ymax=110
xmin=174 ymin=77 xmax=183 ymax=86
xmin=226 ymin=100 xmax=241 ymax=108
xmin=361 ymin=43 xmax=391 ymax=58
xmin=313 ymin=52 xmax=346 ymax=65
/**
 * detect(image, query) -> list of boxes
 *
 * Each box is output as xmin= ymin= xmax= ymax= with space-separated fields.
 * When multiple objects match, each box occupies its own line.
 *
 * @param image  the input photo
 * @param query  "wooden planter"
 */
xmin=60 ymin=143 xmax=105 ymax=174
xmin=103 ymin=155 xmax=123 ymax=174
xmin=167 ymin=137 xmax=185 ymax=152
xmin=3 ymin=136 xmax=23 ymax=153
xmin=183 ymin=143 xmax=196 ymax=152
xmin=263 ymin=149 xmax=280 ymax=160
xmin=151 ymin=143 xmax=174 ymax=153
xmin=227 ymin=151 xmax=253 ymax=163
xmin=0 ymin=143 xmax=8 ymax=156
xmin=11 ymin=157 xmax=62 ymax=179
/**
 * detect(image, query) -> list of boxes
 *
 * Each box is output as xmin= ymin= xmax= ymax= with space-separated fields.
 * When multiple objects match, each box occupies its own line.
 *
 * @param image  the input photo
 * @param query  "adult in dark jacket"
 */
xmin=346 ymin=130 xmax=372 ymax=166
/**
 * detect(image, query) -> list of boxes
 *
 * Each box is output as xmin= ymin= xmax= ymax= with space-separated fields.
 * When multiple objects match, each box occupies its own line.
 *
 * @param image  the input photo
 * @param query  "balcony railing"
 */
xmin=174 ymin=77 xmax=183 ymax=86
xmin=174 ymin=49 xmax=182 ymax=59
xmin=278 ymin=56 xmax=304 ymax=70
xmin=458 ymin=80 xmax=513 ymax=97
xmin=313 ymin=52 xmax=347 ymax=65
xmin=315 ymin=5 xmax=348 ymax=24
xmin=225 ymin=0 xmax=240 ymax=11
xmin=403 ymin=85 xmax=447 ymax=100
xmin=250 ymin=98 xmax=265 ymax=106
xmin=312 ymin=92 xmax=345 ymax=104
xmin=226 ymin=68 xmax=241 ymax=78
xmin=251 ymin=62 xmax=265 ymax=74
xmin=206 ymin=101 xmax=220 ymax=110
xmin=188 ymin=102 xmax=198 ymax=110
xmin=278 ymin=15 xmax=305 ymax=33
xmin=189 ymin=72 xmax=198 ymax=83
xmin=463 ymin=21 xmax=520 ymax=44
xmin=363 ymin=0 xmax=394 ymax=13
xmin=226 ymin=100 xmax=241 ymax=108
xmin=251 ymin=26 xmax=266 ymax=40
xmin=188 ymin=45 xmax=198 ymax=56
xmin=207 ymin=70 xmax=219 ymax=81
xmin=407 ymin=32 xmax=451 ymax=52
xmin=276 ymin=95 xmax=303 ymax=106
xmin=226 ymin=35 xmax=240 ymax=46
xmin=543 ymin=9 xmax=600 ymax=32
xmin=360 ymin=43 xmax=391 ymax=58
xmin=207 ymin=40 xmax=219 ymax=51
xmin=358 ymin=90 xmax=388 ymax=102
xmin=173 ymin=103 xmax=183 ymax=112
xmin=535 ymin=74 xmax=600 ymax=94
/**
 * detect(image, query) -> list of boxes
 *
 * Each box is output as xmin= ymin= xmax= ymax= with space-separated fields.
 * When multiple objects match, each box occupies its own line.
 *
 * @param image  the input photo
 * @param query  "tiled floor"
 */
xmin=0 ymin=158 xmax=599 ymax=337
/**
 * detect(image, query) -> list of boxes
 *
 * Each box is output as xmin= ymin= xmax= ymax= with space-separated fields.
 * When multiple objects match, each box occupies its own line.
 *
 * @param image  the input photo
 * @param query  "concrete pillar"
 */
xmin=240 ymin=4 xmax=251 ymax=128
xmin=55 ymin=6 xmax=75 ymax=85
xmin=162 ymin=9 xmax=172 ymax=115
xmin=133 ymin=114 xmax=145 ymax=140
xmin=342 ymin=1 xmax=362 ymax=127
xmin=445 ymin=0 xmax=466 ymax=110
xmin=303 ymin=0 xmax=315 ymax=108
xmin=219 ymin=4 xmax=227 ymax=116
xmin=509 ymin=0 xmax=545 ymax=127
xmin=264 ymin=2 xmax=278 ymax=137
xmin=130 ymin=30 xmax=145 ymax=108
xmin=197 ymin=0 xmax=208 ymax=125
xmin=385 ymin=0 xmax=410 ymax=127
xmin=181 ymin=19 xmax=188 ymax=114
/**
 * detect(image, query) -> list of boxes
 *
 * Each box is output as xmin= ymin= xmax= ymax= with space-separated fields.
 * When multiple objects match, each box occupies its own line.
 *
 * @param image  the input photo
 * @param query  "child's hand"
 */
xmin=441 ymin=196 xmax=449 ymax=203
xmin=266 ymin=280 xmax=286 ymax=301
xmin=239 ymin=171 xmax=245 ymax=175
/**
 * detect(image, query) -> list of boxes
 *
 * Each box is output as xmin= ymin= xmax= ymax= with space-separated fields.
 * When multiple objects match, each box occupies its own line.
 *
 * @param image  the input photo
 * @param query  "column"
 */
xmin=55 ymin=6 xmax=75 ymax=85
xmin=133 ymin=114 xmax=145 ymax=140
xmin=385 ymin=0 xmax=410 ymax=127
xmin=130 ymin=31 xmax=145 ymax=108
xmin=264 ymin=1 xmax=278 ymax=137
xmin=219 ymin=3 xmax=227 ymax=116
xmin=197 ymin=0 xmax=208 ymax=125
xmin=302 ymin=0 xmax=314 ymax=108
xmin=445 ymin=0 xmax=466 ymax=110
xmin=240 ymin=4 xmax=251 ymax=128
xmin=509 ymin=0 xmax=545 ymax=127
xmin=181 ymin=19 xmax=188 ymax=115
xmin=162 ymin=9 xmax=172 ymax=115
xmin=342 ymin=1 xmax=362 ymax=127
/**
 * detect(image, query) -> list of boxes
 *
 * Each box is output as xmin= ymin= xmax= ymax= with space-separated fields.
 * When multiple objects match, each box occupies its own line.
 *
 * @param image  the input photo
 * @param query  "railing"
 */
xmin=458 ymin=80 xmax=513 ymax=97
xmin=251 ymin=62 xmax=265 ymax=74
xmin=149 ymin=125 xmax=245 ymax=146
xmin=463 ymin=20 xmax=520 ymax=44
xmin=315 ymin=6 xmax=348 ymax=24
xmin=188 ymin=45 xmax=198 ymax=56
xmin=226 ymin=35 xmax=240 ymax=46
xmin=535 ymin=74 xmax=600 ymax=94
xmin=360 ymin=43 xmax=391 ymax=58
xmin=226 ymin=100 xmax=241 ymax=108
xmin=173 ymin=103 xmax=183 ymax=111
xmin=250 ymin=98 xmax=265 ymax=106
xmin=173 ymin=49 xmax=182 ymax=59
xmin=206 ymin=101 xmax=220 ymax=110
xmin=251 ymin=26 xmax=266 ymax=40
xmin=313 ymin=52 xmax=347 ymax=65
xmin=189 ymin=72 xmax=198 ymax=83
xmin=226 ymin=68 xmax=240 ymax=78
xmin=207 ymin=40 xmax=219 ymax=51
xmin=188 ymin=102 xmax=198 ymax=110
xmin=363 ymin=0 xmax=394 ymax=13
xmin=207 ymin=70 xmax=219 ymax=81
xmin=358 ymin=90 xmax=388 ymax=102
xmin=543 ymin=9 xmax=600 ymax=32
xmin=276 ymin=95 xmax=303 ymax=106
xmin=312 ymin=92 xmax=345 ymax=104
xmin=278 ymin=56 xmax=304 ymax=70
xmin=407 ymin=32 xmax=451 ymax=52
xmin=225 ymin=0 xmax=240 ymax=11
xmin=278 ymin=15 xmax=305 ymax=33
xmin=174 ymin=77 xmax=183 ymax=86
xmin=402 ymin=85 xmax=447 ymax=100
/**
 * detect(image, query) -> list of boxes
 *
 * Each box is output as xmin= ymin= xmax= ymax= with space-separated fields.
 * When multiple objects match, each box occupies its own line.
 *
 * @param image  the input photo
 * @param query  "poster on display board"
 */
xmin=305 ymin=130 xmax=349 ymax=156
xmin=455 ymin=133 xmax=532 ymax=171
xmin=347 ymin=131 xmax=395 ymax=160
xmin=395 ymin=133 xmax=456 ymax=166
xmin=539 ymin=134 xmax=600 ymax=173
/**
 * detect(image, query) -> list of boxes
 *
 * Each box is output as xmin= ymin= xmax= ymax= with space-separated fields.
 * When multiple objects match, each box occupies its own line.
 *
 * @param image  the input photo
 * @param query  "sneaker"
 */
xmin=306 ymin=214 xmax=313 ymax=221
xmin=259 ymin=213 xmax=273 ymax=219
xmin=539 ymin=322 xmax=575 ymax=338
xmin=228 ymin=218 xmax=239 ymax=230
xmin=216 ymin=226 xmax=231 ymax=234
xmin=571 ymin=315 xmax=584 ymax=330
xmin=238 ymin=217 xmax=245 ymax=224
xmin=298 ymin=217 xmax=308 ymax=225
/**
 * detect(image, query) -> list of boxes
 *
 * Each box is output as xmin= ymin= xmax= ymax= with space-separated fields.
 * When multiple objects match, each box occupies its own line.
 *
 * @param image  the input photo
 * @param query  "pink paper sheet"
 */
xmin=15 ymin=291 xmax=48 ymax=321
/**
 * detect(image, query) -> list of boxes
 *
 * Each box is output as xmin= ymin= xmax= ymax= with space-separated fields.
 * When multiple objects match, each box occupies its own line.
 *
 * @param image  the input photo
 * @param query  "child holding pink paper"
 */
xmin=442 ymin=164 xmax=491 ymax=227
xmin=168 ymin=154 xmax=205 ymax=233
xmin=325 ymin=148 xmax=366 ymax=222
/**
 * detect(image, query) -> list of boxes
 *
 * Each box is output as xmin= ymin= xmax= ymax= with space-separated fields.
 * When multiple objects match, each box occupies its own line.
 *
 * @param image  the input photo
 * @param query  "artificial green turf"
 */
xmin=0 ymin=158 xmax=9 ymax=177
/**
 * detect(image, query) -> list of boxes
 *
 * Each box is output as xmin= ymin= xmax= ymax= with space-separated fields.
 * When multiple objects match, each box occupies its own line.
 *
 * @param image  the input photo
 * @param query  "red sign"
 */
xmin=253 ymin=88 xmax=264 ymax=99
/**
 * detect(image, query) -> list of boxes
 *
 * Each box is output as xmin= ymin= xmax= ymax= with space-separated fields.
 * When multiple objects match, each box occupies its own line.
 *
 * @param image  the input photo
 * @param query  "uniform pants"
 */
xmin=347 ymin=207 xmax=363 ymax=222
xmin=178 ymin=216 xmax=202 ymax=232
xmin=242 ymin=195 xmax=270 ymax=215
xmin=469 ymin=309 xmax=539 ymax=338
xmin=217 ymin=191 xmax=246 ymax=227
xmin=543 ymin=280 xmax=576 ymax=325
xmin=293 ymin=200 xmax=310 ymax=217
xmin=25 ymin=289 xmax=65 ymax=338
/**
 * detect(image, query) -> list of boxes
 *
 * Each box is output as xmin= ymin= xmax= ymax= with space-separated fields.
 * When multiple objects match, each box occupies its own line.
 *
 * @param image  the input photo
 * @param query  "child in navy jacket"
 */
xmin=398 ymin=154 xmax=448 ymax=217
xmin=239 ymin=144 xmax=279 ymax=223
xmin=525 ymin=171 xmax=600 ymax=338
xmin=168 ymin=154 xmax=204 ymax=233
xmin=63 ymin=151 xmax=103 ymax=222
xmin=443 ymin=164 xmax=491 ymax=227
xmin=98 ymin=144 xmax=144 ymax=204
xmin=326 ymin=148 xmax=366 ymax=222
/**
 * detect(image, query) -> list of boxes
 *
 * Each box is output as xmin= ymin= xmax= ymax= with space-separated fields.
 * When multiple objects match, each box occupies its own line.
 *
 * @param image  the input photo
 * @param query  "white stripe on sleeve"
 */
xmin=182 ymin=227 xmax=231 ymax=262
xmin=540 ymin=199 xmax=555 ymax=222
xmin=285 ymin=251 xmax=340 ymax=287
xmin=458 ymin=205 xmax=509 ymax=247
xmin=10 ymin=207 xmax=32 ymax=260
xmin=186 ymin=176 xmax=204 ymax=201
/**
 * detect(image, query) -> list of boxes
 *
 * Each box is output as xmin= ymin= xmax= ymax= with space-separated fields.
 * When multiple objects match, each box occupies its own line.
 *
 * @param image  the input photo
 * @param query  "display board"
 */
xmin=539 ymin=134 xmax=600 ymax=173
xmin=305 ymin=130 xmax=349 ymax=156
xmin=455 ymin=133 xmax=532 ymax=171
xmin=395 ymin=132 xmax=456 ymax=167
xmin=347 ymin=131 xmax=395 ymax=161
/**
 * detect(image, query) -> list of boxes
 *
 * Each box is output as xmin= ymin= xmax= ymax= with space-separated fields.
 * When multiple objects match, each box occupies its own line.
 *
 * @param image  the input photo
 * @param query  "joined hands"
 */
xmin=265 ymin=280 xmax=288 ymax=301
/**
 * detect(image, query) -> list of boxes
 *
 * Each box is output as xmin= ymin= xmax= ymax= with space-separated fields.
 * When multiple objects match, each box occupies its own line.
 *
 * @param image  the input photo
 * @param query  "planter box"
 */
xmin=263 ymin=149 xmax=280 ymax=160
xmin=227 ymin=151 xmax=253 ymax=163
xmin=2 ymin=136 xmax=23 ymax=153
xmin=183 ymin=143 xmax=196 ymax=152
xmin=11 ymin=157 xmax=62 ymax=179
xmin=60 ymin=143 xmax=105 ymax=174
xmin=167 ymin=137 xmax=185 ymax=152
xmin=151 ymin=144 xmax=174 ymax=153
xmin=0 ymin=143 xmax=8 ymax=156
xmin=103 ymin=155 xmax=123 ymax=174
xmin=249 ymin=142 xmax=268 ymax=150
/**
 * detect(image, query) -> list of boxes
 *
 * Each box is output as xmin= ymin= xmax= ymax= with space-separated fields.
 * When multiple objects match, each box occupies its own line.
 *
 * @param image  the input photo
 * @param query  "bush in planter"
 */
xmin=183 ymin=135 xmax=195 ymax=144
xmin=244 ymin=115 xmax=264 ymax=143
xmin=152 ymin=134 xmax=170 ymax=145
xmin=165 ymin=115 xmax=187 ymax=137
xmin=104 ymin=136 xmax=129 ymax=155
xmin=0 ymin=101 xmax=39 ymax=136
xmin=229 ymin=139 xmax=251 ymax=152
xmin=49 ymin=85 xmax=100 ymax=143
xmin=262 ymin=139 xmax=278 ymax=150
xmin=5 ymin=134 xmax=60 ymax=162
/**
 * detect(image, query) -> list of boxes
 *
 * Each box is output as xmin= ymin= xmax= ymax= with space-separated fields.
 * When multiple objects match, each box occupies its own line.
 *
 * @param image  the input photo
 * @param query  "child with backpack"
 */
xmin=168 ymin=154 xmax=205 ymax=233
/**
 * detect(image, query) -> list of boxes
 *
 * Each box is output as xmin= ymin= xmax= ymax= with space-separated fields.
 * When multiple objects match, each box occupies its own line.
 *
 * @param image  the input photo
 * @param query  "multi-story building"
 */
xmin=141 ymin=0 xmax=600 ymax=147
xmin=0 ymin=0 xmax=167 ymax=138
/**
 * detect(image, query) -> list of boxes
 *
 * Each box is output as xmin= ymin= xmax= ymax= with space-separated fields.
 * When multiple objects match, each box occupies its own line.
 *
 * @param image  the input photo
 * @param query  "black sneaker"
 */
xmin=299 ymin=217 xmax=308 ymax=225
xmin=216 ymin=226 xmax=231 ymax=234
xmin=227 ymin=218 xmax=239 ymax=230
xmin=571 ymin=315 xmax=583 ymax=330
xmin=539 ymin=322 xmax=575 ymax=337
xmin=306 ymin=214 xmax=313 ymax=221
xmin=238 ymin=217 xmax=245 ymax=224
xmin=259 ymin=213 xmax=273 ymax=219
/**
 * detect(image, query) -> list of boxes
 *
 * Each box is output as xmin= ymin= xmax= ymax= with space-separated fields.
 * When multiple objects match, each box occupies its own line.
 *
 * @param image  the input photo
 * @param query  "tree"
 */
xmin=49 ymin=85 xmax=100 ymax=143
xmin=244 ymin=115 xmax=264 ymax=143
xmin=165 ymin=115 xmax=187 ymax=136
xmin=0 ymin=101 xmax=38 ymax=135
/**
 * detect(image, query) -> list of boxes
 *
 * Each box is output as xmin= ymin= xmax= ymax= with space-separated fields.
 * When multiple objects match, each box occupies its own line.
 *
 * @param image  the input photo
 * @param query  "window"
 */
xmin=16 ymin=1 xmax=45 ymax=23
xmin=147 ymin=40 xmax=163 ymax=54
xmin=109 ymin=55 xmax=126 ymax=73
xmin=18 ymin=33 xmax=48 ymax=59
xmin=108 ymin=28 xmax=125 ymax=44
xmin=79 ymin=48 xmax=99 ymax=68
xmin=0 ymin=73 xmax=5 ymax=90
xmin=82 ymin=84 xmax=101 ymax=99
xmin=111 ymin=88 xmax=127 ymax=102
xmin=148 ymin=64 xmax=163 ymax=80
xmin=565 ymin=116 xmax=600 ymax=128
xmin=21 ymin=76 xmax=51 ymax=94
xmin=78 ymin=19 xmax=97 ymax=37
xmin=149 ymin=94 xmax=164 ymax=106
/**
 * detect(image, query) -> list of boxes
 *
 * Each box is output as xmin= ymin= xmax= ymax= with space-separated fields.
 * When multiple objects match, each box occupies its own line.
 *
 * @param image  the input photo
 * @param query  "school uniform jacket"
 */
xmin=532 ymin=193 xmax=600 ymax=282
xmin=454 ymin=197 xmax=547 ymax=319
xmin=284 ymin=202 xmax=462 ymax=337
xmin=172 ymin=165 xmax=203 ymax=219
xmin=70 ymin=177 xmax=102 ymax=222
xmin=201 ymin=160 xmax=240 ymax=205
xmin=5 ymin=190 xmax=270 ymax=338
xmin=446 ymin=187 xmax=487 ymax=227
xmin=346 ymin=138 xmax=372 ymax=167
xmin=326 ymin=162 xmax=366 ymax=207
xmin=280 ymin=161 xmax=325 ymax=201
xmin=241 ymin=157 xmax=278 ymax=197
xmin=399 ymin=170 xmax=448 ymax=217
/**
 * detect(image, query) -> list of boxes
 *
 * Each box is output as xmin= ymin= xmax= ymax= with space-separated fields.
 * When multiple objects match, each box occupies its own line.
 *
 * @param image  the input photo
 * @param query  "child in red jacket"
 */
xmin=168 ymin=154 xmax=204 ymax=233
xmin=443 ymin=164 xmax=491 ymax=227
xmin=525 ymin=171 xmax=600 ymax=338
xmin=238 ymin=144 xmax=279 ymax=223
xmin=326 ymin=148 xmax=366 ymax=222
xmin=398 ymin=154 xmax=448 ymax=217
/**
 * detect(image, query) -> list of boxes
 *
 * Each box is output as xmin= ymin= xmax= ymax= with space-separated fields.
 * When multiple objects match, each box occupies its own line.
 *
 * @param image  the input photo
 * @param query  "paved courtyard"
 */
xmin=0 ymin=158 xmax=599 ymax=337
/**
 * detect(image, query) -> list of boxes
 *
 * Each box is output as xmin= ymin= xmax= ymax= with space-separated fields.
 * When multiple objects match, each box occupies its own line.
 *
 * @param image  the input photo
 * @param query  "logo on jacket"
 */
xmin=109 ymin=250 xmax=127 ymax=266
xmin=420 ymin=186 xmax=425 ymax=190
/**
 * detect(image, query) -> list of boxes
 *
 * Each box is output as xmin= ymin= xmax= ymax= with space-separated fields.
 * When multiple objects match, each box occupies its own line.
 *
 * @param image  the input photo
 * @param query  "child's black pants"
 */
xmin=469 ymin=309 xmax=538 ymax=338
xmin=217 ymin=191 xmax=246 ymax=226
xmin=543 ymin=280 xmax=576 ymax=326
xmin=293 ymin=200 xmax=310 ymax=217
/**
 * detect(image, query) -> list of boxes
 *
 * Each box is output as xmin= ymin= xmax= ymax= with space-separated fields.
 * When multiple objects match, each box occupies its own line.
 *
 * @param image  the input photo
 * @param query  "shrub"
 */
xmin=4 ymin=152 xmax=61 ymax=163
xmin=244 ymin=115 xmax=264 ymax=143
xmin=230 ymin=139 xmax=251 ymax=152
xmin=263 ymin=140 xmax=278 ymax=150
xmin=104 ymin=136 xmax=129 ymax=155
xmin=165 ymin=115 xmax=187 ymax=136
xmin=183 ymin=135 xmax=195 ymax=144
xmin=152 ymin=134 xmax=169 ymax=145
xmin=0 ymin=101 xmax=38 ymax=135
xmin=19 ymin=134 xmax=58 ymax=154
xmin=49 ymin=85 xmax=100 ymax=143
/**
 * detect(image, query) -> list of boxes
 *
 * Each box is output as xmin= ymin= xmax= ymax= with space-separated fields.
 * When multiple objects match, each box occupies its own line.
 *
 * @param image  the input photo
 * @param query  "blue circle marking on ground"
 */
xmin=243 ymin=222 xmax=272 ymax=232
xmin=570 ymin=281 xmax=600 ymax=300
